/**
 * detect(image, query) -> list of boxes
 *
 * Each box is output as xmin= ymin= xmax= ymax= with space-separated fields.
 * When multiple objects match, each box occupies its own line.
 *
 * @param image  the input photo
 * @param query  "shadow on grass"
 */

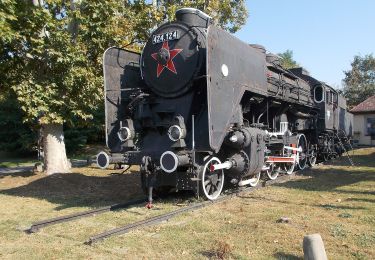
xmin=199 ymin=250 xmax=216 ymax=258
xmin=0 ymin=170 xmax=144 ymax=210
xmin=0 ymin=168 xmax=198 ymax=211
xmin=274 ymin=252 xmax=302 ymax=260
xmin=326 ymin=150 xmax=375 ymax=168
xmin=317 ymin=204 xmax=366 ymax=210
xmin=346 ymin=197 xmax=375 ymax=203
xmin=0 ymin=171 xmax=36 ymax=179
xmin=275 ymin=167 xmax=375 ymax=196
xmin=0 ymin=149 xmax=374 ymax=211
xmin=273 ymin=151 xmax=375 ymax=196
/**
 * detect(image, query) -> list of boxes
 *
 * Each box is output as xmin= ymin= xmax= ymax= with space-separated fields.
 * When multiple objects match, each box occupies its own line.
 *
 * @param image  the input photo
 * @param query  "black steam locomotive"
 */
xmin=97 ymin=8 xmax=353 ymax=203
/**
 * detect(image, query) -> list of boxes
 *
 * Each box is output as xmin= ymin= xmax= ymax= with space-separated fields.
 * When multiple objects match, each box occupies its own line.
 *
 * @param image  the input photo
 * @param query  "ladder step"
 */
xmin=335 ymin=132 xmax=354 ymax=166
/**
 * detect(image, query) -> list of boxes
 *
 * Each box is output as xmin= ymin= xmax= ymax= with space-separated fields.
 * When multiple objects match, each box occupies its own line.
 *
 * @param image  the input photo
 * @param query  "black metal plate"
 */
xmin=103 ymin=47 xmax=142 ymax=152
xmin=206 ymin=26 xmax=268 ymax=152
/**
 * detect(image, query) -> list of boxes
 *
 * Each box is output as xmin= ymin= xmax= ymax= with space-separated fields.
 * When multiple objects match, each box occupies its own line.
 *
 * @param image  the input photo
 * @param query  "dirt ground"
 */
xmin=0 ymin=148 xmax=374 ymax=259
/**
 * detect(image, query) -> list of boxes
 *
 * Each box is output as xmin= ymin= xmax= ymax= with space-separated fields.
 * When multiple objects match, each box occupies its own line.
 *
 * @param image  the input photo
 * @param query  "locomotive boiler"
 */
xmin=97 ymin=8 xmax=353 ymax=204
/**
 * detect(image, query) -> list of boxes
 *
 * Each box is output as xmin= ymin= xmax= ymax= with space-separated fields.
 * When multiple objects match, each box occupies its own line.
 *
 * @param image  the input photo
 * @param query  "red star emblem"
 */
xmin=151 ymin=41 xmax=183 ymax=78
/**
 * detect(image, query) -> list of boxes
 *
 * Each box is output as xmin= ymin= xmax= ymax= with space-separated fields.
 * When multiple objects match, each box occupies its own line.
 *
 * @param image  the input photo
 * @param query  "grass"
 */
xmin=0 ymin=144 xmax=106 ymax=168
xmin=0 ymin=158 xmax=38 ymax=168
xmin=0 ymin=148 xmax=374 ymax=259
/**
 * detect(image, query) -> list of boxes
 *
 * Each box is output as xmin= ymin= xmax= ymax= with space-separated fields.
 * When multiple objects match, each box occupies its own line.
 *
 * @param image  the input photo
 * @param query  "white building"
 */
xmin=351 ymin=95 xmax=375 ymax=146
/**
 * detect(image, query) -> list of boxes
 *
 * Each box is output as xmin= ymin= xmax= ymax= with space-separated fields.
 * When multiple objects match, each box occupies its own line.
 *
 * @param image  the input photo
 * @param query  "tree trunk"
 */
xmin=42 ymin=123 xmax=71 ymax=175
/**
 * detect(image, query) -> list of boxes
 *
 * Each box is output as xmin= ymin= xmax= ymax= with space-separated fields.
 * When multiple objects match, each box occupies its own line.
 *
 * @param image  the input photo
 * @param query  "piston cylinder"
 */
xmin=96 ymin=151 xmax=124 ymax=169
xmin=160 ymin=151 xmax=190 ymax=173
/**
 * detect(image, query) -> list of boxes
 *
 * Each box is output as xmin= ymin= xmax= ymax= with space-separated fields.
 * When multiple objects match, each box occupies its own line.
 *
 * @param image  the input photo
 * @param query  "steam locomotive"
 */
xmin=97 ymin=8 xmax=353 ymax=203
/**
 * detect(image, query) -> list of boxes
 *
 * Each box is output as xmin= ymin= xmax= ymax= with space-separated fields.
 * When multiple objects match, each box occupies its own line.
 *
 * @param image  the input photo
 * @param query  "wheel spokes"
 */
xmin=201 ymin=157 xmax=224 ymax=200
xmin=206 ymin=183 xmax=212 ymax=193
xmin=297 ymin=134 xmax=308 ymax=170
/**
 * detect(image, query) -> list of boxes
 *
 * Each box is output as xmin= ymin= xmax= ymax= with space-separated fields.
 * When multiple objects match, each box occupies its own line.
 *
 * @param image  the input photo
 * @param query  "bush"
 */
xmin=0 ymin=93 xmax=105 ymax=156
xmin=0 ymin=94 xmax=37 ymax=155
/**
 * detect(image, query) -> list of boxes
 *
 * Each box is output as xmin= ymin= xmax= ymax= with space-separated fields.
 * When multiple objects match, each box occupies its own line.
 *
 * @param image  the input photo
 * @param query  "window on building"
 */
xmin=367 ymin=118 xmax=375 ymax=136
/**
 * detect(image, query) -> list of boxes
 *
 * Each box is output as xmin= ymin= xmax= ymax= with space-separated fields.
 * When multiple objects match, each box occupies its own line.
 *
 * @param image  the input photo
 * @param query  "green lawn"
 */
xmin=0 ymin=158 xmax=37 ymax=168
xmin=0 ymin=144 xmax=105 ymax=168
xmin=0 ymin=148 xmax=374 ymax=259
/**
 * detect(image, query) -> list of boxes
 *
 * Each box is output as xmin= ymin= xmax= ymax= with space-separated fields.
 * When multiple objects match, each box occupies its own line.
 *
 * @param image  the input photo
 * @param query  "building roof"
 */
xmin=350 ymin=95 xmax=375 ymax=113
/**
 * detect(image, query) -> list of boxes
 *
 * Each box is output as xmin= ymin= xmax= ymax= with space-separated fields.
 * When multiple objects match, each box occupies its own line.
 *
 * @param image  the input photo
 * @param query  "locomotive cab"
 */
xmin=313 ymin=84 xmax=338 ymax=131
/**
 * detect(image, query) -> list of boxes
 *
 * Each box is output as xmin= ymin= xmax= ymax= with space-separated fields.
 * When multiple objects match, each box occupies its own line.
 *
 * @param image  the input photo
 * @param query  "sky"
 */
xmin=235 ymin=0 xmax=375 ymax=88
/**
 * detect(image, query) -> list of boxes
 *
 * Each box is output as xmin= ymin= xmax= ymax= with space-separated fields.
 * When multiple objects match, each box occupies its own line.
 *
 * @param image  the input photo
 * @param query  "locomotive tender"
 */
xmin=97 ymin=8 xmax=353 ymax=202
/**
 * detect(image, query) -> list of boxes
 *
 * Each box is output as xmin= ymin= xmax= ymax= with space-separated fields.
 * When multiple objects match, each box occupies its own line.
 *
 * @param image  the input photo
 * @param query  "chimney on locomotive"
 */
xmin=175 ymin=8 xmax=212 ymax=28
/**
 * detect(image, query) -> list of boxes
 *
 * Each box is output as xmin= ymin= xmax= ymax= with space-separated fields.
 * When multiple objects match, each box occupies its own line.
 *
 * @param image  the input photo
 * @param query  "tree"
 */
xmin=127 ymin=0 xmax=248 ymax=47
xmin=342 ymin=54 xmax=375 ymax=107
xmin=1 ymin=1 xmax=130 ymax=174
xmin=0 ymin=1 xmax=248 ymax=174
xmin=278 ymin=49 xmax=299 ymax=69
xmin=161 ymin=0 xmax=248 ymax=33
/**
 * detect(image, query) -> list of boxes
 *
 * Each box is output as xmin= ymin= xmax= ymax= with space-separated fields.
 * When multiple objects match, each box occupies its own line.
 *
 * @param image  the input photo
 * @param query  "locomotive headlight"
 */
xmin=168 ymin=125 xmax=186 ymax=141
xmin=117 ymin=127 xmax=132 ymax=141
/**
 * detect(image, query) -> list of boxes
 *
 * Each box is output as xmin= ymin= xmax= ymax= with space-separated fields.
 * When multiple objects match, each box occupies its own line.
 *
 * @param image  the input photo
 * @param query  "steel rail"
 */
xmin=84 ymin=173 xmax=296 ymax=245
xmin=25 ymin=198 xmax=146 ymax=233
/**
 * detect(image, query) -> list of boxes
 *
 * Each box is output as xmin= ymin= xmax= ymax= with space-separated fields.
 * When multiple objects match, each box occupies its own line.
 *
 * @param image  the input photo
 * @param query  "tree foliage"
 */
xmin=159 ymin=0 xmax=248 ymax=33
xmin=0 ymin=1 xmax=248 ymax=157
xmin=278 ymin=49 xmax=299 ymax=69
xmin=342 ymin=54 xmax=375 ymax=107
xmin=1 ymin=1 xmax=131 ymax=126
xmin=1 ymin=0 xmax=248 ymax=125
xmin=121 ymin=0 xmax=248 ymax=48
xmin=0 ymin=93 xmax=37 ymax=154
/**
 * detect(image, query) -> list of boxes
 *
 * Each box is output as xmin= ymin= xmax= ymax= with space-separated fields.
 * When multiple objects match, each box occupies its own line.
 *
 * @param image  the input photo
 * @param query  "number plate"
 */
xmin=152 ymin=30 xmax=179 ymax=44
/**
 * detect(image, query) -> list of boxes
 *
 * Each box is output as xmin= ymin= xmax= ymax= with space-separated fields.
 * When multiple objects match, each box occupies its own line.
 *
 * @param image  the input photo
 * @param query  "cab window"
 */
xmin=314 ymin=85 xmax=324 ymax=103
xmin=332 ymin=93 xmax=338 ymax=104
xmin=326 ymin=91 xmax=331 ymax=104
xmin=326 ymin=90 xmax=336 ymax=104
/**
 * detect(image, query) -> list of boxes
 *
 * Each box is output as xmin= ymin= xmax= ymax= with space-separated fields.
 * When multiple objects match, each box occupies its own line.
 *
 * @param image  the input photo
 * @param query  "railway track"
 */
xmin=25 ymin=172 xmax=297 ymax=244
xmin=25 ymin=198 xmax=146 ymax=233
xmin=85 ymin=173 xmax=295 ymax=244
